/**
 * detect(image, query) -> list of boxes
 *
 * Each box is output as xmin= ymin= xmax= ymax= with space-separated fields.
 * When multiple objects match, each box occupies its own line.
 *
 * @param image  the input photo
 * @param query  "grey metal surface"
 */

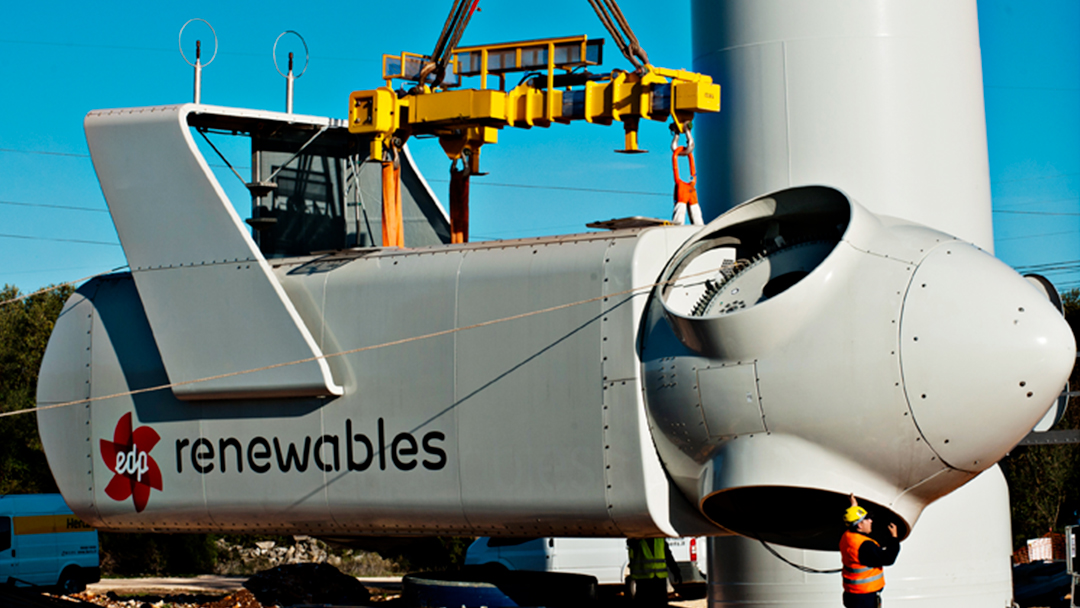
xmin=696 ymin=364 xmax=764 ymax=438
xmin=1018 ymin=430 xmax=1080 ymax=446
xmin=84 ymin=105 xmax=341 ymax=400
xmin=35 ymin=286 xmax=96 ymax=521
xmin=453 ymin=239 xmax=610 ymax=530
xmin=38 ymin=225 xmax=713 ymax=537
xmin=36 ymin=174 xmax=1075 ymax=545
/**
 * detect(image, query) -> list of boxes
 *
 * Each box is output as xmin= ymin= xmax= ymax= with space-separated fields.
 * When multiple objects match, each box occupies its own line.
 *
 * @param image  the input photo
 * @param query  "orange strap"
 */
xmin=449 ymin=164 xmax=470 ymax=244
xmin=672 ymin=146 xmax=697 ymax=207
xmin=381 ymin=160 xmax=403 ymax=248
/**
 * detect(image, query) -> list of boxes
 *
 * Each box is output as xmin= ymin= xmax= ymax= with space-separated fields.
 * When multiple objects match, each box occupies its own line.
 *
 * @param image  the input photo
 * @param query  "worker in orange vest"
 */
xmin=840 ymin=495 xmax=899 ymax=608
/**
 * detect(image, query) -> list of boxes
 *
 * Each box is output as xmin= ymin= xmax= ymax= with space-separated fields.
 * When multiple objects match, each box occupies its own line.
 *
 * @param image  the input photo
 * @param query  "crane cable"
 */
xmin=586 ymin=0 xmax=650 ymax=71
xmin=420 ymin=0 xmax=481 ymax=88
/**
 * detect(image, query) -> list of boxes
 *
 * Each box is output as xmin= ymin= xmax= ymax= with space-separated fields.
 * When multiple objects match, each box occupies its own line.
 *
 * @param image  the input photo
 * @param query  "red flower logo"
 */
xmin=100 ymin=413 xmax=163 ymax=513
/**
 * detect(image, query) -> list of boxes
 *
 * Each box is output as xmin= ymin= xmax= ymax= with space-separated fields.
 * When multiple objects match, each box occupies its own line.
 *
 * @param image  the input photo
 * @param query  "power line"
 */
xmin=984 ymin=84 xmax=1080 ymax=92
xmin=0 ymin=146 xmax=665 ymax=198
xmin=0 ymin=38 xmax=378 ymax=64
xmin=1015 ymin=259 xmax=1080 ymax=269
xmin=0 ymin=233 xmax=119 ymax=246
xmin=0 ymin=147 xmax=88 ymax=158
xmin=3 ymin=265 xmax=122 ymax=277
xmin=997 ymin=230 xmax=1077 ymax=242
xmin=994 ymin=171 xmax=1079 ymax=184
xmin=0 ymin=38 xmax=176 ymax=54
xmin=0 ymin=200 xmax=107 ymax=213
xmin=428 ymin=178 xmax=667 ymax=198
xmin=470 ymin=222 xmax=593 ymax=239
xmin=0 ymin=147 xmax=252 ymax=178
xmin=0 ymin=147 xmax=246 ymax=171
xmin=995 ymin=196 xmax=1080 ymax=209
xmin=994 ymin=210 xmax=1080 ymax=216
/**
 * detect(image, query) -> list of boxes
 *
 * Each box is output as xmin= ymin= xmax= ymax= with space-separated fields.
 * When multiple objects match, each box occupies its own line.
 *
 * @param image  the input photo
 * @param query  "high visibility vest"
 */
xmin=628 ymin=538 xmax=668 ymax=580
xmin=839 ymin=531 xmax=885 ymax=594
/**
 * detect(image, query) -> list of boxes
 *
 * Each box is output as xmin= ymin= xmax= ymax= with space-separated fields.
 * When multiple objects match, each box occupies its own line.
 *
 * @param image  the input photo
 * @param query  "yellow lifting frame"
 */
xmin=347 ymin=32 xmax=720 ymax=248
xmin=348 ymin=34 xmax=720 ymax=169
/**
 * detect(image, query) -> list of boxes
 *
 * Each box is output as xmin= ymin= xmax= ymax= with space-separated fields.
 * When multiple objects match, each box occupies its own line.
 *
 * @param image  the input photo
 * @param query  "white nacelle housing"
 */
xmin=641 ymin=186 xmax=1075 ymax=549
xmin=33 ymin=102 xmax=1075 ymax=553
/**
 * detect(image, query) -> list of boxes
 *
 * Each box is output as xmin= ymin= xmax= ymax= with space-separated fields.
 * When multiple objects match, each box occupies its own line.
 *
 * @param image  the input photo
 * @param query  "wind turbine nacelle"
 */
xmin=641 ymin=186 xmax=1075 ymax=549
xmin=33 ymin=102 xmax=1074 ymax=548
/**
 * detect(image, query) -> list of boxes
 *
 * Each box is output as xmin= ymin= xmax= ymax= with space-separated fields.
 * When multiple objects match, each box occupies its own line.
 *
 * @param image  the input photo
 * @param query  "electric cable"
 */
xmin=997 ymin=230 xmax=1076 ymax=242
xmin=757 ymin=539 xmax=841 ymax=574
xmin=0 ymin=233 xmax=118 ymax=246
xmin=0 ymin=200 xmax=107 ymax=213
xmin=993 ymin=210 xmax=1080 ymax=216
xmin=0 ymin=147 xmax=88 ymax=158
xmin=424 ymin=178 xmax=667 ymax=197
xmin=994 ymin=195 xmax=1079 ymax=209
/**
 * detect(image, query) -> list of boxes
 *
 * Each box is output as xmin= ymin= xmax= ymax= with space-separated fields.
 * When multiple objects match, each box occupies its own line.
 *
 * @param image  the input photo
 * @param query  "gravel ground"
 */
xmin=67 ymin=573 xmax=401 ymax=608
xmin=70 ymin=589 xmax=262 ymax=608
xmin=62 ymin=586 xmax=400 ymax=608
xmin=59 ymin=580 xmax=708 ymax=608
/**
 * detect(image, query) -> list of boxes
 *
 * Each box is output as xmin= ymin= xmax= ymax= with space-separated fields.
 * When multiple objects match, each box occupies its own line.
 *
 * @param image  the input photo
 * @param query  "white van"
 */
xmin=0 ymin=494 xmax=100 ymax=593
xmin=464 ymin=536 xmax=706 ymax=597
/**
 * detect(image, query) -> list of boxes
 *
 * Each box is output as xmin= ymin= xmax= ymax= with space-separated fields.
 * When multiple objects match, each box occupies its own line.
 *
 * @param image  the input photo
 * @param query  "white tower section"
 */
xmin=707 ymin=466 xmax=1014 ymax=607
xmin=691 ymin=0 xmax=993 ymax=250
xmin=692 ymin=1 xmax=1014 ymax=606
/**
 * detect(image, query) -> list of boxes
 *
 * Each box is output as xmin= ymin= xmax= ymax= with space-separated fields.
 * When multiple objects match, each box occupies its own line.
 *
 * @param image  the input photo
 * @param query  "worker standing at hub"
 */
xmin=627 ymin=538 xmax=675 ymax=606
xmin=840 ymin=495 xmax=899 ymax=608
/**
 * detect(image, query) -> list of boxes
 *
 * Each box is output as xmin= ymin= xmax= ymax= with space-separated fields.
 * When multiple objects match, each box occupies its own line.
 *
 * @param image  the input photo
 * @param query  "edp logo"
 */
xmin=114 ymin=446 xmax=150 ymax=482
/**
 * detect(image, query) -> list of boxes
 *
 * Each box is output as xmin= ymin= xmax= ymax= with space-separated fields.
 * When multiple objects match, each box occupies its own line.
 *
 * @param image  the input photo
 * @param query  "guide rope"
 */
xmin=0 ymin=265 xmax=130 ymax=308
xmin=1 ymin=262 xmax=727 ymax=419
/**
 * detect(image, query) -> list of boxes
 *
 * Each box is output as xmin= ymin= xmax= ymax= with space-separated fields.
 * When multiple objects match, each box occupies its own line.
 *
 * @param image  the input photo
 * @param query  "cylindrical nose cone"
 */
xmin=901 ymin=243 xmax=1075 ymax=472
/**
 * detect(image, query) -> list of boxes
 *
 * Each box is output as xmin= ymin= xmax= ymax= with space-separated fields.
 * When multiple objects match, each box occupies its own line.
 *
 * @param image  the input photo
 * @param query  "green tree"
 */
xmin=0 ymin=284 xmax=73 ymax=495
xmin=0 ymin=282 xmax=222 ymax=575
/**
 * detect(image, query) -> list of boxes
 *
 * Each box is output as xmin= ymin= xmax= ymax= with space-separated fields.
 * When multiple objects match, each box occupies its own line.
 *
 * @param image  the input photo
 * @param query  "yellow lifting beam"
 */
xmin=349 ymin=35 xmax=718 ymax=163
xmin=347 ymin=34 xmax=720 ymax=244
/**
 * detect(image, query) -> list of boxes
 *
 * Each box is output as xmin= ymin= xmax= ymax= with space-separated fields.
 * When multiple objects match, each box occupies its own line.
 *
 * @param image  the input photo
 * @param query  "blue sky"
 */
xmin=1 ymin=1 xmax=1077 ymax=294
xmin=980 ymin=0 xmax=1080 ymax=291
xmin=0 ymin=0 xmax=690 ymax=294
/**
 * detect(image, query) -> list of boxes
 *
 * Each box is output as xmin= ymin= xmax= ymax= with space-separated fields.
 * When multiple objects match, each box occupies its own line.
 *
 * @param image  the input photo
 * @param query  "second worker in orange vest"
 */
xmin=840 ymin=495 xmax=900 ymax=608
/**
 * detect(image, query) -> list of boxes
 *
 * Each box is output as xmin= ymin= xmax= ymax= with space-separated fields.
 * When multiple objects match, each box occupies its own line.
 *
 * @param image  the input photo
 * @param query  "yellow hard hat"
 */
xmin=844 ymin=505 xmax=868 ymax=526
